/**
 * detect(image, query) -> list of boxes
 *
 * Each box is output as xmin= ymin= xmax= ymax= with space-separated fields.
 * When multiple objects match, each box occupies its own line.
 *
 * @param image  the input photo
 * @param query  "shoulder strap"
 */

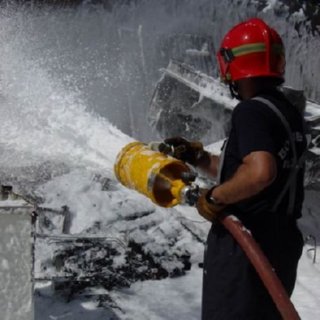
xmin=216 ymin=138 xmax=229 ymax=185
xmin=253 ymin=97 xmax=298 ymax=162
xmin=252 ymin=96 xmax=306 ymax=215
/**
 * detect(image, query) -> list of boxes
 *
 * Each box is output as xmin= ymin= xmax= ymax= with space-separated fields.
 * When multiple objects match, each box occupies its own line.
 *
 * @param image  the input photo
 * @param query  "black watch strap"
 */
xmin=205 ymin=186 xmax=218 ymax=204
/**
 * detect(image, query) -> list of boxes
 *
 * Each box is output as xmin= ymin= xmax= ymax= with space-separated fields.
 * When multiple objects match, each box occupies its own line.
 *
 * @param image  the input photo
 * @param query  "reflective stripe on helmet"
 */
xmin=271 ymin=43 xmax=285 ymax=55
xmin=221 ymin=43 xmax=284 ymax=64
xmin=230 ymin=42 xmax=284 ymax=58
xmin=231 ymin=42 xmax=266 ymax=57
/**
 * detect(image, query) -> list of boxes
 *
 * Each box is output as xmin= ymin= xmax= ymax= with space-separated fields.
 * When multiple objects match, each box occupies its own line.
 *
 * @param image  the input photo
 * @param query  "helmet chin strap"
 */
xmin=229 ymin=82 xmax=243 ymax=101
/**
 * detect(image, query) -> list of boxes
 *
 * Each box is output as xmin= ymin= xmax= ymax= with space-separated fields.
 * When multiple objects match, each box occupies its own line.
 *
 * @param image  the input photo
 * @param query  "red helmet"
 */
xmin=216 ymin=18 xmax=285 ymax=83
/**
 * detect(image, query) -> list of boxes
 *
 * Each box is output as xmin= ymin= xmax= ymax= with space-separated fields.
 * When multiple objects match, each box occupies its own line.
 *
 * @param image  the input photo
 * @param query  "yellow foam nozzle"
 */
xmin=114 ymin=142 xmax=191 ymax=207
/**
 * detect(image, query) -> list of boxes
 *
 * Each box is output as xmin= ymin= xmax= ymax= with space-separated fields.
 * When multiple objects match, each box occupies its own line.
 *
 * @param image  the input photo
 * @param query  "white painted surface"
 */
xmin=0 ymin=207 xmax=34 ymax=320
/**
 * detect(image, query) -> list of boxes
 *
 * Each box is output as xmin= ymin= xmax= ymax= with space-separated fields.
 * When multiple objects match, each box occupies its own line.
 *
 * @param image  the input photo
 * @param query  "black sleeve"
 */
xmin=232 ymin=100 xmax=277 ymax=159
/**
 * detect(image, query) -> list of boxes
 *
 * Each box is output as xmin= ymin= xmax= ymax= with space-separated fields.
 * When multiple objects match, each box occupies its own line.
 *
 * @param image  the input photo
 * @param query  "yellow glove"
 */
xmin=196 ymin=188 xmax=225 ymax=222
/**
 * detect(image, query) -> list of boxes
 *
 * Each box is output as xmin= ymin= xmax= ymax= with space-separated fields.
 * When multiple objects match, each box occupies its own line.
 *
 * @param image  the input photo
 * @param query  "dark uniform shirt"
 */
xmin=221 ymin=90 xmax=307 ymax=223
xmin=202 ymin=90 xmax=306 ymax=320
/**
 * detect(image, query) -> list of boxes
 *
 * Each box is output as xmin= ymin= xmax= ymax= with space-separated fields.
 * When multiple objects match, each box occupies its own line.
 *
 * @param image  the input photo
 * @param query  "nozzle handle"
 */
xmin=181 ymin=185 xmax=200 ymax=206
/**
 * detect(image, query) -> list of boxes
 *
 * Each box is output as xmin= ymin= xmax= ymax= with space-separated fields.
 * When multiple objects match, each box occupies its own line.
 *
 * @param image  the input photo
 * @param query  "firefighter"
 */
xmin=165 ymin=18 xmax=307 ymax=319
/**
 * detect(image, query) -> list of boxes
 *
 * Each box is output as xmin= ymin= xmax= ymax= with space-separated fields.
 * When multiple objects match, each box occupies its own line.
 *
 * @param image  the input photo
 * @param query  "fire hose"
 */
xmin=114 ymin=141 xmax=300 ymax=320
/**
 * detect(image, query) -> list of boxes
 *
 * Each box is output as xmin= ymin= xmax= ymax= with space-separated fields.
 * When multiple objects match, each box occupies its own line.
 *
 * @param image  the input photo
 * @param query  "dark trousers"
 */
xmin=201 ymin=217 xmax=304 ymax=320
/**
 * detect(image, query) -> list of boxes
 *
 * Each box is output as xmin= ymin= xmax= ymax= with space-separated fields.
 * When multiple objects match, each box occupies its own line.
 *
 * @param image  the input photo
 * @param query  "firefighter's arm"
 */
xmin=209 ymin=151 xmax=277 ymax=205
xmin=197 ymin=154 xmax=220 ymax=178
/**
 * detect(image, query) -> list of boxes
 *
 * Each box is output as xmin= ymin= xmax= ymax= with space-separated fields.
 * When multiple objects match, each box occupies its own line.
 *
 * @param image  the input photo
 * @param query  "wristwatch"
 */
xmin=207 ymin=194 xmax=219 ymax=205
xmin=206 ymin=187 xmax=220 ymax=205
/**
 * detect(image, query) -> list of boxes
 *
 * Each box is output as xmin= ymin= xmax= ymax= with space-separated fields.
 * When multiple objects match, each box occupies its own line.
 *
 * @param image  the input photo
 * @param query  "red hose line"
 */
xmin=219 ymin=214 xmax=300 ymax=320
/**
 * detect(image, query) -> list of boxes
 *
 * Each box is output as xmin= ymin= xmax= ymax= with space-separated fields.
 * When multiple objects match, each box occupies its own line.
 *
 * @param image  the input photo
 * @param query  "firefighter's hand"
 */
xmin=164 ymin=136 xmax=210 ymax=166
xmin=196 ymin=188 xmax=225 ymax=222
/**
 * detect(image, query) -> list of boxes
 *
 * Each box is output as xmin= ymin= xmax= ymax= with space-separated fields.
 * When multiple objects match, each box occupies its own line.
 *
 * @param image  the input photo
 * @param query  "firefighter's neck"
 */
xmin=235 ymin=78 xmax=278 ymax=101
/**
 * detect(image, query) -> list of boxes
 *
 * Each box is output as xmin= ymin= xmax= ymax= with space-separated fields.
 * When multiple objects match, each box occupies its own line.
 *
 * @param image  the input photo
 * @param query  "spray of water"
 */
xmin=0 ymin=2 xmax=213 ymax=176
xmin=0 ymin=6 xmax=133 ymax=174
xmin=0 ymin=1 xmax=312 ymax=181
